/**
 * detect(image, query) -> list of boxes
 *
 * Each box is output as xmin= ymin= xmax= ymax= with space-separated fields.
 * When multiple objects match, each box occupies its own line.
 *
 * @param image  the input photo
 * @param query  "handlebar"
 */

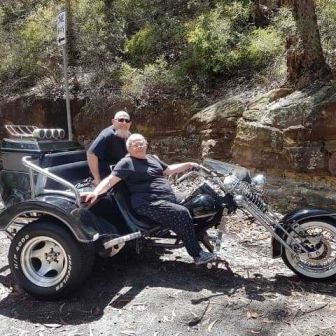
xmin=197 ymin=164 xmax=212 ymax=174
xmin=176 ymin=164 xmax=214 ymax=183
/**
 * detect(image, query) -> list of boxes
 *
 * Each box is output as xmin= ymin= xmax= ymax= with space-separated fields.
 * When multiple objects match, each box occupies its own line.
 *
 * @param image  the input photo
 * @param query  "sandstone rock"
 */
xmin=265 ymin=173 xmax=336 ymax=212
xmin=231 ymin=85 xmax=336 ymax=175
xmin=189 ymin=97 xmax=245 ymax=160
xmin=245 ymin=87 xmax=293 ymax=120
xmin=0 ymin=94 xmax=85 ymax=139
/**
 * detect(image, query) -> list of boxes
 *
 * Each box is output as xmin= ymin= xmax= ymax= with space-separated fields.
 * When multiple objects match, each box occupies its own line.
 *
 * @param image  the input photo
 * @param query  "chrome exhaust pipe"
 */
xmin=104 ymin=231 xmax=142 ymax=250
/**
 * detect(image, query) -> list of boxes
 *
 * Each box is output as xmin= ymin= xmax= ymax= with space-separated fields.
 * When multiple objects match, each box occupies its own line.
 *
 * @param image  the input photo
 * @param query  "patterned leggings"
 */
xmin=135 ymin=200 xmax=202 ymax=258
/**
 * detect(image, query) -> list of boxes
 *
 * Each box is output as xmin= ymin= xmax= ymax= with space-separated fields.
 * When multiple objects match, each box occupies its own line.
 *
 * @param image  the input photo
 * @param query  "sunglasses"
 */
xmin=116 ymin=118 xmax=131 ymax=123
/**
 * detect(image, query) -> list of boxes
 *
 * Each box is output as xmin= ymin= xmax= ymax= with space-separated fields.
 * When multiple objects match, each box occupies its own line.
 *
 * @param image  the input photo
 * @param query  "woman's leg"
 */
xmin=135 ymin=201 xmax=202 ymax=258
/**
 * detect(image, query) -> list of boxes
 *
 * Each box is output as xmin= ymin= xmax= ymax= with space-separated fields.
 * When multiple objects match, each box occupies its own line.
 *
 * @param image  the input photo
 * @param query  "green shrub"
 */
xmin=245 ymin=27 xmax=284 ymax=68
xmin=125 ymin=24 xmax=157 ymax=65
xmin=120 ymin=58 xmax=179 ymax=105
xmin=19 ymin=4 xmax=61 ymax=81
xmin=316 ymin=0 xmax=336 ymax=68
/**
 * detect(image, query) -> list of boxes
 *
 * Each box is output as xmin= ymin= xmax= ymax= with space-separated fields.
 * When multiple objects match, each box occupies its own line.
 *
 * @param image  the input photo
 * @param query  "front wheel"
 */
xmin=8 ymin=220 xmax=94 ymax=299
xmin=282 ymin=219 xmax=336 ymax=280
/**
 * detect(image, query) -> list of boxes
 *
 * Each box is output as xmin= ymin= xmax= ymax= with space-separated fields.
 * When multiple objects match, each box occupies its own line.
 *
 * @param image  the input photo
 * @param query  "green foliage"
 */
xmin=0 ymin=0 xmax=293 ymax=97
xmin=245 ymin=27 xmax=284 ymax=68
xmin=316 ymin=0 xmax=336 ymax=67
xmin=180 ymin=2 xmax=284 ymax=83
xmin=125 ymin=24 xmax=157 ymax=65
xmin=120 ymin=58 xmax=179 ymax=105
xmin=0 ymin=1 xmax=63 ymax=88
xmin=20 ymin=5 xmax=59 ymax=73
xmin=71 ymin=0 xmax=125 ymax=67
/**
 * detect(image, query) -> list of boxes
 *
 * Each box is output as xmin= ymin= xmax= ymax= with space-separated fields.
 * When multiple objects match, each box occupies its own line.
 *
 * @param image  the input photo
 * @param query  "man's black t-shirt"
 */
xmin=88 ymin=127 xmax=127 ymax=178
xmin=111 ymin=154 xmax=176 ymax=208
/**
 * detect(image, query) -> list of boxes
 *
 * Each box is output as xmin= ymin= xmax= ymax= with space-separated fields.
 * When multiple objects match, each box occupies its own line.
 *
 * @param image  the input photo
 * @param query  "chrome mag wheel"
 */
xmin=21 ymin=236 xmax=68 ymax=287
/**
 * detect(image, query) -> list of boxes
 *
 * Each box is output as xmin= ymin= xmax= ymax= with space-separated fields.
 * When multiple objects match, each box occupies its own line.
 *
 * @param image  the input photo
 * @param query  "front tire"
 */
xmin=9 ymin=220 xmax=94 ymax=299
xmin=282 ymin=219 xmax=336 ymax=280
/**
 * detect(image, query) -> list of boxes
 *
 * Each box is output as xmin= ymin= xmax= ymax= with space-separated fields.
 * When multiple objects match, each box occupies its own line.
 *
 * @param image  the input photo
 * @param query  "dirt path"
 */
xmin=0 ymin=213 xmax=335 ymax=336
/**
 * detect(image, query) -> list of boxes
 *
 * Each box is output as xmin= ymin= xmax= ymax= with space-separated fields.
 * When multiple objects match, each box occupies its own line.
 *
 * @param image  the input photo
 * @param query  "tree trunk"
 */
xmin=252 ymin=0 xmax=270 ymax=27
xmin=283 ymin=0 xmax=332 ymax=88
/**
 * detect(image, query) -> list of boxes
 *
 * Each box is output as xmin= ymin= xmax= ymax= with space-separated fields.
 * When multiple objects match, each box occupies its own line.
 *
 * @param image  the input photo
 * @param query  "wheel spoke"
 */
xmin=36 ymin=260 xmax=53 ymax=277
xmin=284 ymin=220 xmax=336 ymax=279
xmin=52 ymin=260 xmax=65 ymax=274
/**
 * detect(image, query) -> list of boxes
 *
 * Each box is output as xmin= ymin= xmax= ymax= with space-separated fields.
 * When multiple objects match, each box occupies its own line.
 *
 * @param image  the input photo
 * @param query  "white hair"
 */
xmin=114 ymin=111 xmax=130 ymax=119
xmin=126 ymin=133 xmax=147 ymax=150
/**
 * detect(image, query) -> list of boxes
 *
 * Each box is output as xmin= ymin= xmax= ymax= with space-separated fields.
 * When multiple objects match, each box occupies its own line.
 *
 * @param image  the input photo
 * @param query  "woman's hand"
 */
xmin=80 ymin=191 xmax=99 ymax=206
xmin=189 ymin=162 xmax=200 ymax=170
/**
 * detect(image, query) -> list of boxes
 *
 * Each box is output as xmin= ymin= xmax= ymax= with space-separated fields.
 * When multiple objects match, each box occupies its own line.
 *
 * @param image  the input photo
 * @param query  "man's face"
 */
xmin=112 ymin=114 xmax=132 ymax=131
xmin=128 ymin=138 xmax=148 ymax=156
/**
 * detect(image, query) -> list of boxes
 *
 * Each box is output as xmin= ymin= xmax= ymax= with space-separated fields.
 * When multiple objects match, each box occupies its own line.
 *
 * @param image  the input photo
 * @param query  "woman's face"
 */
xmin=128 ymin=138 xmax=148 ymax=157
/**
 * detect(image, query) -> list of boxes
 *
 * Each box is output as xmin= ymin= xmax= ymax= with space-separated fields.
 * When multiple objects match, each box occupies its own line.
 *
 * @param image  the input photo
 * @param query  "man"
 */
xmin=82 ymin=133 xmax=216 ymax=265
xmin=87 ymin=111 xmax=131 ymax=186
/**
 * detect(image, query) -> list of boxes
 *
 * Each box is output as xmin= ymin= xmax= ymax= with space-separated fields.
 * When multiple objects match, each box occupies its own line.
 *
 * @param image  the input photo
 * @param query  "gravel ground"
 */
xmin=0 ymin=211 xmax=335 ymax=336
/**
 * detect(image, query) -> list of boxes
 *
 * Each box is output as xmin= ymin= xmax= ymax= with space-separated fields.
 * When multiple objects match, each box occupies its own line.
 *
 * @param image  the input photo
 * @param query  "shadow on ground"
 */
xmin=0 ymin=247 xmax=334 ymax=327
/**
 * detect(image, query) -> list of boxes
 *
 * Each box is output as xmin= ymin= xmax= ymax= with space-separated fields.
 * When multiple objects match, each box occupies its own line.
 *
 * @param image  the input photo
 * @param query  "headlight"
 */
xmin=251 ymin=174 xmax=266 ymax=190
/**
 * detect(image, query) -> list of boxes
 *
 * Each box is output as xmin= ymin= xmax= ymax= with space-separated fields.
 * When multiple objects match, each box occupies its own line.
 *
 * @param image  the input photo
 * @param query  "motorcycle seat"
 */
xmin=37 ymin=160 xmax=91 ymax=191
xmin=112 ymin=182 xmax=160 ymax=232
xmin=40 ymin=150 xmax=87 ymax=168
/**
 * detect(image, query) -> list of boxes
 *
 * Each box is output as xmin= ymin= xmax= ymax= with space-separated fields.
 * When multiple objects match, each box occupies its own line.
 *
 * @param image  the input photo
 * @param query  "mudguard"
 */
xmin=272 ymin=208 xmax=336 ymax=258
xmin=0 ymin=196 xmax=100 ymax=243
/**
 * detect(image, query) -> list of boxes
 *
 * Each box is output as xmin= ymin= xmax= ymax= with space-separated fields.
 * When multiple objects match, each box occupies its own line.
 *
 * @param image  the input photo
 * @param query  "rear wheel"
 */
xmin=282 ymin=219 xmax=336 ymax=280
xmin=9 ymin=219 xmax=94 ymax=299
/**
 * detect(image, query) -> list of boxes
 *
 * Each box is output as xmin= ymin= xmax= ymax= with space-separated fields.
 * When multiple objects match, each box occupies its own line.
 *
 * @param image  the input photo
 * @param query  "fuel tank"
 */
xmin=183 ymin=193 xmax=217 ymax=219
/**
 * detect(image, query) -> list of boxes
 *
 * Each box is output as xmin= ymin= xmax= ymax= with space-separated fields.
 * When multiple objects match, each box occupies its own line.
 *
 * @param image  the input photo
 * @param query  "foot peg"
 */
xmin=104 ymin=231 xmax=142 ymax=250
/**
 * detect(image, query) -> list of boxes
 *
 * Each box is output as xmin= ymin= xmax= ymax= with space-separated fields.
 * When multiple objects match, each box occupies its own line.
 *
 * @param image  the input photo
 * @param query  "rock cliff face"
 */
xmin=0 ymin=94 xmax=85 ymax=140
xmin=187 ymin=85 xmax=336 ymax=211
xmin=1 ymin=85 xmax=336 ymax=212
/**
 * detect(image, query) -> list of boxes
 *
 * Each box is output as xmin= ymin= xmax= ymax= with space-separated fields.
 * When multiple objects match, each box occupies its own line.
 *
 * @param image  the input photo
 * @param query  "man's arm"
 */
xmin=87 ymin=152 xmax=101 ymax=186
xmin=163 ymin=162 xmax=198 ymax=176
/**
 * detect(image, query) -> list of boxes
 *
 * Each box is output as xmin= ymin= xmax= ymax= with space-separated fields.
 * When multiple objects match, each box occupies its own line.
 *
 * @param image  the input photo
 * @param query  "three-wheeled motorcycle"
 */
xmin=1 ymin=125 xmax=336 ymax=300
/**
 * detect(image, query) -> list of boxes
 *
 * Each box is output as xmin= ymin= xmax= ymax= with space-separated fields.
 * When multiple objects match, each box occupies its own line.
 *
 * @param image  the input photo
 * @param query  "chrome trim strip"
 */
xmin=22 ymin=156 xmax=81 ymax=207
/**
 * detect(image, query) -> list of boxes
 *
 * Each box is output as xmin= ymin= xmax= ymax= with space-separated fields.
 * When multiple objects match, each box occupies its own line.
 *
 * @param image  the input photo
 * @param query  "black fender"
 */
xmin=0 ymin=196 xmax=99 ymax=243
xmin=272 ymin=208 xmax=336 ymax=258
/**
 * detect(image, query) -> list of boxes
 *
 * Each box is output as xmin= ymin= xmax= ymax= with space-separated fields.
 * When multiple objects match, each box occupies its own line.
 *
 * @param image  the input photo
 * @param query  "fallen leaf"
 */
xmin=208 ymin=319 xmax=218 ymax=332
xmin=247 ymin=310 xmax=259 ymax=319
xmin=42 ymin=324 xmax=62 ymax=328
xmin=120 ymin=330 xmax=135 ymax=336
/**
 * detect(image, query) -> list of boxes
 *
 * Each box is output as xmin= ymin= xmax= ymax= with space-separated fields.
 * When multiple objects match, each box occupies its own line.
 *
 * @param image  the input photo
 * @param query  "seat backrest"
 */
xmin=43 ymin=160 xmax=91 ymax=190
xmin=112 ymin=182 xmax=154 ymax=232
xmin=40 ymin=150 xmax=86 ymax=168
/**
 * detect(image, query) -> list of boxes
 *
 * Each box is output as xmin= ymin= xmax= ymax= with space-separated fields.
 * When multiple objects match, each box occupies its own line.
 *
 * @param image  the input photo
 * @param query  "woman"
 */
xmin=82 ymin=133 xmax=216 ymax=265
